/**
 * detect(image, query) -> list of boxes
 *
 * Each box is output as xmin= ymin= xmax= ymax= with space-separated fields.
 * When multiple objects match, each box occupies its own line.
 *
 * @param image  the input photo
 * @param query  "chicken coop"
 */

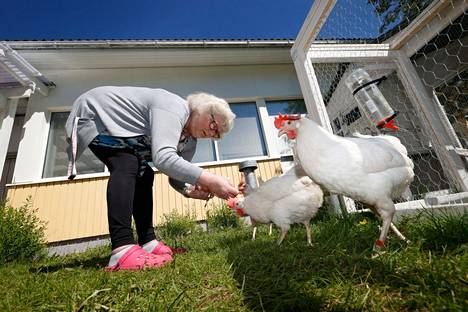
xmin=292 ymin=0 xmax=467 ymax=212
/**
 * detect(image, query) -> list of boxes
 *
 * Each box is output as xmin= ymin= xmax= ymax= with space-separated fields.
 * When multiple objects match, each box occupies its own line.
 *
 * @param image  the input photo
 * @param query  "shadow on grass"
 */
xmin=30 ymin=250 xmax=109 ymax=273
xmin=214 ymin=210 xmax=468 ymax=311
xmin=217 ymin=215 xmax=405 ymax=311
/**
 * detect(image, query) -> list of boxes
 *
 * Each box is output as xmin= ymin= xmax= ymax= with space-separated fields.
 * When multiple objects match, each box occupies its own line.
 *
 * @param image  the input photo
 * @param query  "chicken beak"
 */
xmin=226 ymin=197 xmax=237 ymax=208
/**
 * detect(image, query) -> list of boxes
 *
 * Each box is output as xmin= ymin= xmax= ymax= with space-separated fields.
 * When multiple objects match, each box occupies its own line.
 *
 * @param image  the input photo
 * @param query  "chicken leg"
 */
xmin=304 ymin=221 xmax=313 ymax=246
xmin=252 ymin=223 xmax=274 ymax=240
xmin=390 ymin=222 xmax=408 ymax=242
xmin=252 ymin=226 xmax=258 ymax=240
xmin=277 ymin=227 xmax=289 ymax=245
xmin=251 ymin=218 xmax=258 ymax=240
xmin=373 ymin=201 xmax=396 ymax=252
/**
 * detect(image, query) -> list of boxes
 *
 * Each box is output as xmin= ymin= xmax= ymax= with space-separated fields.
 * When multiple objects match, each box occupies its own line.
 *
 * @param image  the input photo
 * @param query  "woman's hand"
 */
xmin=184 ymin=184 xmax=213 ymax=200
xmin=196 ymin=171 xmax=239 ymax=200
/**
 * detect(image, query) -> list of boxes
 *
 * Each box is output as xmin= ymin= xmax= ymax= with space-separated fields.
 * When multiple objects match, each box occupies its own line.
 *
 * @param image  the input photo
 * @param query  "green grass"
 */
xmin=0 ymin=210 xmax=467 ymax=311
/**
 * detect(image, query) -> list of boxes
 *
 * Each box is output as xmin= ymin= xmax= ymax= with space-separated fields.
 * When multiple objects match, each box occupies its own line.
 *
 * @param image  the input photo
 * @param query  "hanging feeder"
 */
xmin=345 ymin=68 xmax=399 ymax=131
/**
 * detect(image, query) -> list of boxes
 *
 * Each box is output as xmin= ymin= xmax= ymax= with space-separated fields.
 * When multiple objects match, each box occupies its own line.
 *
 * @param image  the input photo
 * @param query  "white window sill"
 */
xmin=7 ymin=155 xmax=282 ymax=187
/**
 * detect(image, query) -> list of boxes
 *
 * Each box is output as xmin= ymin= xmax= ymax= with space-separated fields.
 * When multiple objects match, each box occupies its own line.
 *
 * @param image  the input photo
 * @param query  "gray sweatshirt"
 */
xmin=65 ymin=86 xmax=203 ymax=189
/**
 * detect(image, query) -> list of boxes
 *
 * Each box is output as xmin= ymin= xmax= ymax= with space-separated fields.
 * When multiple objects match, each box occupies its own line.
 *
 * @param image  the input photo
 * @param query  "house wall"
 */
xmin=7 ymin=159 xmax=281 ymax=242
xmin=13 ymin=63 xmax=301 ymax=183
xmin=5 ymin=56 xmax=300 ymax=243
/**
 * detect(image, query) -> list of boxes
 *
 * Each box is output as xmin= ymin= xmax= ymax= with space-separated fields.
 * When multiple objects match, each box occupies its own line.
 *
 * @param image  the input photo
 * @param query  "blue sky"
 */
xmin=0 ymin=0 xmax=383 ymax=41
xmin=1 ymin=0 xmax=312 ymax=40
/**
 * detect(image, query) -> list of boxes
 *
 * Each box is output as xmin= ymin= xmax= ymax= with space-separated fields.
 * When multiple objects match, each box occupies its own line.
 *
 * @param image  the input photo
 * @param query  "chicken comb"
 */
xmin=274 ymin=113 xmax=301 ymax=129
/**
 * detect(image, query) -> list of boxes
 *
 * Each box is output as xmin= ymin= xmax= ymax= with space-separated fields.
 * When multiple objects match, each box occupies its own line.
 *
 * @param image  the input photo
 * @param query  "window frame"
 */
xmin=41 ymin=109 xmax=109 ymax=181
xmin=261 ymin=97 xmax=308 ymax=157
xmin=38 ymin=96 xmax=304 ymax=181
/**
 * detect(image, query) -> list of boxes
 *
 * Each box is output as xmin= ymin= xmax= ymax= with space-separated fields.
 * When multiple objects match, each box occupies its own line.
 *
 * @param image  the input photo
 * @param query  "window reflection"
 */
xmin=43 ymin=112 xmax=104 ymax=178
xmin=266 ymin=100 xmax=307 ymax=155
xmin=191 ymin=138 xmax=216 ymax=163
xmin=217 ymin=103 xmax=267 ymax=160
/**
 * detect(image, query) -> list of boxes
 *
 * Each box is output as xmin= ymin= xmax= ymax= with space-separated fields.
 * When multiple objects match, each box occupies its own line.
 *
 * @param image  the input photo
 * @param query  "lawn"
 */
xmin=0 ymin=210 xmax=467 ymax=311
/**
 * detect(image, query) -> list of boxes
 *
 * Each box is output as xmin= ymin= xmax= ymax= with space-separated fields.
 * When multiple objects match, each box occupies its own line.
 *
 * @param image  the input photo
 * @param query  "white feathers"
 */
xmin=287 ymin=117 xmax=414 ymax=250
xmin=239 ymin=166 xmax=324 ymax=245
xmin=293 ymin=117 xmax=414 ymax=204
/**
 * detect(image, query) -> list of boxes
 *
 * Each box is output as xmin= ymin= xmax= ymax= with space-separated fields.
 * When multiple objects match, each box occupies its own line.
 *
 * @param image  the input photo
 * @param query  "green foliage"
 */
xmin=368 ymin=0 xmax=432 ymax=34
xmin=158 ymin=210 xmax=197 ymax=239
xmin=207 ymin=204 xmax=241 ymax=229
xmin=0 ymin=198 xmax=46 ymax=265
xmin=283 ymin=99 xmax=307 ymax=115
xmin=400 ymin=208 xmax=468 ymax=251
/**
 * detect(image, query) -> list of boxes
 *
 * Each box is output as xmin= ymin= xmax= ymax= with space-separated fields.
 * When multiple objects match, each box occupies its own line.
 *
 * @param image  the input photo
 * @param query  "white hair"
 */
xmin=187 ymin=92 xmax=236 ymax=137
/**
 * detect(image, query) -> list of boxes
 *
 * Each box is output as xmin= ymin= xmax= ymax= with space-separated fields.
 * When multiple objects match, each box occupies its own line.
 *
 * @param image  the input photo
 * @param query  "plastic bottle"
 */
xmin=345 ymin=68 xmax=399 ymax=131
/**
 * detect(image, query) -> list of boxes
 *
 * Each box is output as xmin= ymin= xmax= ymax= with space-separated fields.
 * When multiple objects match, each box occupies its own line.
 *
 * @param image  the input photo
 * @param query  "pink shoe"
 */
xmin=151 ymin=241 xmax=187 ymax=255
xmin=105 ymin=245 xmax=172 ymax=272
xmin=151 ymin=241 xmax=174 ymax=255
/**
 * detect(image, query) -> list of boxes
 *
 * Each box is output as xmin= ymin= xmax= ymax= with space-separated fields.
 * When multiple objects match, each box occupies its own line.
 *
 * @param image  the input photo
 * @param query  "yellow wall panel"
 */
xmin=6 ymin=159 xmax=281 ymax=243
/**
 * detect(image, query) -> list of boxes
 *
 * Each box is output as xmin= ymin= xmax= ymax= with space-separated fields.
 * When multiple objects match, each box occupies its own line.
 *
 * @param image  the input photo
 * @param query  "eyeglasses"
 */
xmin=209 ymin=114 xmax=220 ymax=139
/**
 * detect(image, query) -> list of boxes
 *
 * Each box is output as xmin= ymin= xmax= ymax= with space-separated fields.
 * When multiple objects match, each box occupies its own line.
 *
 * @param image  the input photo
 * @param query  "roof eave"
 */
xmin=0 ymin=42 xmax=55 ymax=96
xmin=5 ymin=39 xmax=296 ymax=50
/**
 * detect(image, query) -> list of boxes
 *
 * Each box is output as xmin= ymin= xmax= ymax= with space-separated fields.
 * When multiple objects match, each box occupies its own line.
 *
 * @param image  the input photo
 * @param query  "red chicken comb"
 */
xmin=274 ymin=113 xmax=301 ymax=129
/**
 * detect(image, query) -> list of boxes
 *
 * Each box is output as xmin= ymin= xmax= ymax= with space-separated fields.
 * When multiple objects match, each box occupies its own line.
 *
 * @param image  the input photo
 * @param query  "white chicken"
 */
xmin=274 ymin=113 xmax=414 ymax=251
xmin=235 ymin=173 xmax=273 ymax=241
xmin=227 ymin=167 xmax=323 ymax=245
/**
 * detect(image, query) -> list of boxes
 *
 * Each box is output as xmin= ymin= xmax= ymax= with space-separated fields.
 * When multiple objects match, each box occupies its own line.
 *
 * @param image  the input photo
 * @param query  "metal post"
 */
xmin=238 ymin=160 xmax=258 ymax=189
xmin=238 ymin=160 xmax=258 ymax=225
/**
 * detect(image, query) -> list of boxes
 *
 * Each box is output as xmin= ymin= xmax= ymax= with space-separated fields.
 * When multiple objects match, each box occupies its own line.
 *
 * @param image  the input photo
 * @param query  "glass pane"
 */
xmin=191 ymin=138 xmax=216 ymax=163
xmin=266 ymin=100 xmax=307 ymax=155
xmin=43 ymin=112 xmax=104 ymax=178
xmin=266 ymin=100 xmax=307 ymax=115
xmin=217 ymin=103 xmax=267 ymax=160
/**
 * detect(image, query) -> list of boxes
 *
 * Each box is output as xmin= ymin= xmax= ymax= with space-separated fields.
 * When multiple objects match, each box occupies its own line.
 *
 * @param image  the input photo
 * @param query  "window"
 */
xmin=217 ymin=103 xmax=267 ymax=160
xmin=191 ymin=103 xmax=267 ymax=162
xmin=266 ymin=99 xmax=307 ymax=155
xmin=43 ymin=112 xmax=104 ymax=178
xmin=42 ymin=100 xmax=287 ymax=177
xmin=191 ymin=138 xmax=216 ymax=163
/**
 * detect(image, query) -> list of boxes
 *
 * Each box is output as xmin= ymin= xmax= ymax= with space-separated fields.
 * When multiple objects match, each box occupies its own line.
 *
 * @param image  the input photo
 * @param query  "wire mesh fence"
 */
xmin=308 ymin=0 xmax=467 ymax=202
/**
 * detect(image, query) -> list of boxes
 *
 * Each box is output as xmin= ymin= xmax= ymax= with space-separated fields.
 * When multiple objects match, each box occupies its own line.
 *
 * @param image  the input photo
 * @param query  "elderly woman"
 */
xmin=65 ymin=86 xmax=239 ymax=271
